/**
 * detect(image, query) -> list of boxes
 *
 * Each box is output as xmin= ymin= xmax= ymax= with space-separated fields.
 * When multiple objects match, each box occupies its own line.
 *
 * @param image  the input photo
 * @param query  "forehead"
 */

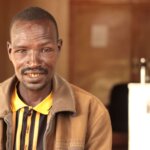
xmin=10 ymin=20 xmax=57 ymax=42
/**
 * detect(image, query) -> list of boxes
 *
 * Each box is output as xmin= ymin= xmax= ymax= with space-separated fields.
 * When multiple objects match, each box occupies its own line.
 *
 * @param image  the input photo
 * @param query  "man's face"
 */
xmin=8 ymin=19 xmax=62 ymax=91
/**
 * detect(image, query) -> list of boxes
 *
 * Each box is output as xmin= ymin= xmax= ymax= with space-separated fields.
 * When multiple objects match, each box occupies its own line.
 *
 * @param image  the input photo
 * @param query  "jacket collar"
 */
xmin=0 ymin=76 xmax=17 ymax=118
xmin=0 ymin=74 xmax=76 ymax=118
xmin=51 ymin=74 xmax=76 ymax=115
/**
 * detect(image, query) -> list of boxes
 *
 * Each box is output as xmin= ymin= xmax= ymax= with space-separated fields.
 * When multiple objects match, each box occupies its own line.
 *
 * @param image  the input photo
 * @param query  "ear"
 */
xmin=57 ymin=39 xmax=63 ymax=51
xmin=7 ymin=41 xmax=13 ymax=61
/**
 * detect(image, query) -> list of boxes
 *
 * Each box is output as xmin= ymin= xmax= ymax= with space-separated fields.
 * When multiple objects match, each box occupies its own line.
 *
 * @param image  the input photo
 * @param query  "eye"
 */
xmin=42 ymin=47 xmax=54 ymax=53
xmin=14 ymin=49 xmax=27 ymax=54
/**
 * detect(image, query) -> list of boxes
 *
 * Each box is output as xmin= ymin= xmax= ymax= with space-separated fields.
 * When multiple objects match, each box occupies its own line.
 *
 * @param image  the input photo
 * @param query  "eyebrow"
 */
xmin=12 ymin=45 xmax=27 ymax=49
xmin=38 ymin=40 xmax=56 ymax=46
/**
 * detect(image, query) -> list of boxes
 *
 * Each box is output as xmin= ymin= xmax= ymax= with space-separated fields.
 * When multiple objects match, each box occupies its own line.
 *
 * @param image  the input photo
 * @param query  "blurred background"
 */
xmin=1 ymin=0 xmax=150 ymax=149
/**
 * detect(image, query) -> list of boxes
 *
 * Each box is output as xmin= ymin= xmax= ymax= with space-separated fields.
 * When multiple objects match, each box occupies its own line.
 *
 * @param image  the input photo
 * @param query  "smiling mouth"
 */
xmin=25 ymin=73 xmax=44 ymax=78
xmin=29 ymin=73 xmax=40 ymax=78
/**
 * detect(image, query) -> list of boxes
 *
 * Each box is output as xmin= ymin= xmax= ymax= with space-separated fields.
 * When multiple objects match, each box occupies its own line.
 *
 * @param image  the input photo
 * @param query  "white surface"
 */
xmin=128 ymin=83 xmax=150 ymax=150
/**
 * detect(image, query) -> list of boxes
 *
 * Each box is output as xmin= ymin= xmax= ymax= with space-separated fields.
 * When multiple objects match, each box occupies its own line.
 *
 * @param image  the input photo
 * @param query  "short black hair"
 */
xmin=10 ymin=7 xmax=59 ymax=38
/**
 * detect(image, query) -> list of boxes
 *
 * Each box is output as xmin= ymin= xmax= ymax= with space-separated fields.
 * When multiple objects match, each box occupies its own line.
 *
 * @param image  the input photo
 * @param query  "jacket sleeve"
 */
xmin=85 ymin=104 xmax=112 ymax=150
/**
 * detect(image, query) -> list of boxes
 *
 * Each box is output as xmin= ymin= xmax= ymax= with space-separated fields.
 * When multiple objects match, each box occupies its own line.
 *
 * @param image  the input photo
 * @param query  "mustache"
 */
xmin=21 ymin=66 xmax=48 ymax=74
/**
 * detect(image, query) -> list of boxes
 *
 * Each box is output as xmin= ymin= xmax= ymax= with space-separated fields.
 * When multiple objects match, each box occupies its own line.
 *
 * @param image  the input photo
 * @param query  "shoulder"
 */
xmin=54 ymin=74 xmax=108 ymax=115
xmin=70 ymin=84 xmax=111 ymax=134
xmin=0 ymin=75 xmax=17 ymax=101
xmin=0 ymin=75 xmax=17 ymax=89
xmin=70 ymin=83 xmax=108 ymax=115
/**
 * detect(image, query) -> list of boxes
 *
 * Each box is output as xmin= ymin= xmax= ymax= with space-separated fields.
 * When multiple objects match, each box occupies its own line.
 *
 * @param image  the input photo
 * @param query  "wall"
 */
xmin=70 ymin=1 xmax=131 ymax=105
xmin=0 ymin=1 xmax=10 ymax=81
xmin=0 ymin=0 xmax=69 ymax=81
xmin=70 ymin=0 xmax=150 ymax=105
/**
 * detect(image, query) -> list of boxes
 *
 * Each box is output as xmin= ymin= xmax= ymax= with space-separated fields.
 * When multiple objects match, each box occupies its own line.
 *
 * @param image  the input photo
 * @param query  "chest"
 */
xmin=3 ymin=112 xmax=87 ymax=150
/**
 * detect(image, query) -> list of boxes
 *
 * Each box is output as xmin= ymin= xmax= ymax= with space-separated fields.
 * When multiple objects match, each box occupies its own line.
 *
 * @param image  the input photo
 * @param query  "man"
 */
xmin=0 ymin=7 xmax=112 ymax=150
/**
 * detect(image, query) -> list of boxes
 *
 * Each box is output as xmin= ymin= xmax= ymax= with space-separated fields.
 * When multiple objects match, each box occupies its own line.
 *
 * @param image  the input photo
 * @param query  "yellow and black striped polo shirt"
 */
xmin=11 ymin=87 xmax=52 ymax=150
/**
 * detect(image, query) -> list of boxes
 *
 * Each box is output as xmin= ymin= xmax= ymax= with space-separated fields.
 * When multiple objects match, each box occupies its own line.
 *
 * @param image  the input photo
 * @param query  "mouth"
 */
xmin=21 ymin=67 xmax=48 ymax=82
xmin=24 ymin=72 xmax=45 ymax=78
xmin=23 ymin=72 xmax=46 ymax=82
xmin=28 ymin=73 xmax=41 ymax=78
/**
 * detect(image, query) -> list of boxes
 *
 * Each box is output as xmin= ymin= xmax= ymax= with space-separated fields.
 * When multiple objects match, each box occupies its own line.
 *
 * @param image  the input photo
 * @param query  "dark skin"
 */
xmin=7 ymin=19 xmax=62 ymax=106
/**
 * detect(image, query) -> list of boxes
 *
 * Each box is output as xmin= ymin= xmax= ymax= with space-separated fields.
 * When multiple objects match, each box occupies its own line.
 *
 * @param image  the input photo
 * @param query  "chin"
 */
xmin=24 ymin=82 xmax=49 ymax=91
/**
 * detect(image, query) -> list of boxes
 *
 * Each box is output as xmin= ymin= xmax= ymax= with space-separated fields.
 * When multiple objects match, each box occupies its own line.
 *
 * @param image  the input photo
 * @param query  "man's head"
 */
xmin=9 ymin=7 xmax=59 ymax=39
xmin=7 ymin=7 xmax=62 ymax=91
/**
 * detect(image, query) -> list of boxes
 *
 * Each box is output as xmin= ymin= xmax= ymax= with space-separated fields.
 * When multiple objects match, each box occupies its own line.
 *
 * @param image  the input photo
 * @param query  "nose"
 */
xmin=28 ymin=50 xmax=41 ymax=67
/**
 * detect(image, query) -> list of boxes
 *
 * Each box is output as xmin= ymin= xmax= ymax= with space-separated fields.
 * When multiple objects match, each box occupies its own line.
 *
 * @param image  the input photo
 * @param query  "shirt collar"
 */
xmin=11 ymin=87 xmax=53 ymax=115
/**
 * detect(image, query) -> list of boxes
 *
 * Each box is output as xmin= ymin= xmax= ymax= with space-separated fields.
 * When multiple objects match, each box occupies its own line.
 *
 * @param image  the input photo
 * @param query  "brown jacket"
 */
xmin=0 ymin=74 xmax=112 ymax=150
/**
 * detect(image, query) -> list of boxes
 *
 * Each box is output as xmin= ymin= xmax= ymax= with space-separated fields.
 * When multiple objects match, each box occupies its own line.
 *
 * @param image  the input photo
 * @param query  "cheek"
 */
xmin=11 ymin=58 xmax=24 ymax=72
xmin=46 ymin=54 xmax=59 ymax=66
xmin=11 ymin=53 xmax=27 ymax=66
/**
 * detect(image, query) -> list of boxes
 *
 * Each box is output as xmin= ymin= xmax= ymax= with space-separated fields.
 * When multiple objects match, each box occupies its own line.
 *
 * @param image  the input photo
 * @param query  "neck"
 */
xmin=17 ymin=83 xmax=52 ymax=107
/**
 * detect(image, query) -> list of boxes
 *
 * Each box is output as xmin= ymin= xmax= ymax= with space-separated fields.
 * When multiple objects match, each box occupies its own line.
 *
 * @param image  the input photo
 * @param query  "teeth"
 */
xmin=29 ymin=73 xmax=40 ymax=78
